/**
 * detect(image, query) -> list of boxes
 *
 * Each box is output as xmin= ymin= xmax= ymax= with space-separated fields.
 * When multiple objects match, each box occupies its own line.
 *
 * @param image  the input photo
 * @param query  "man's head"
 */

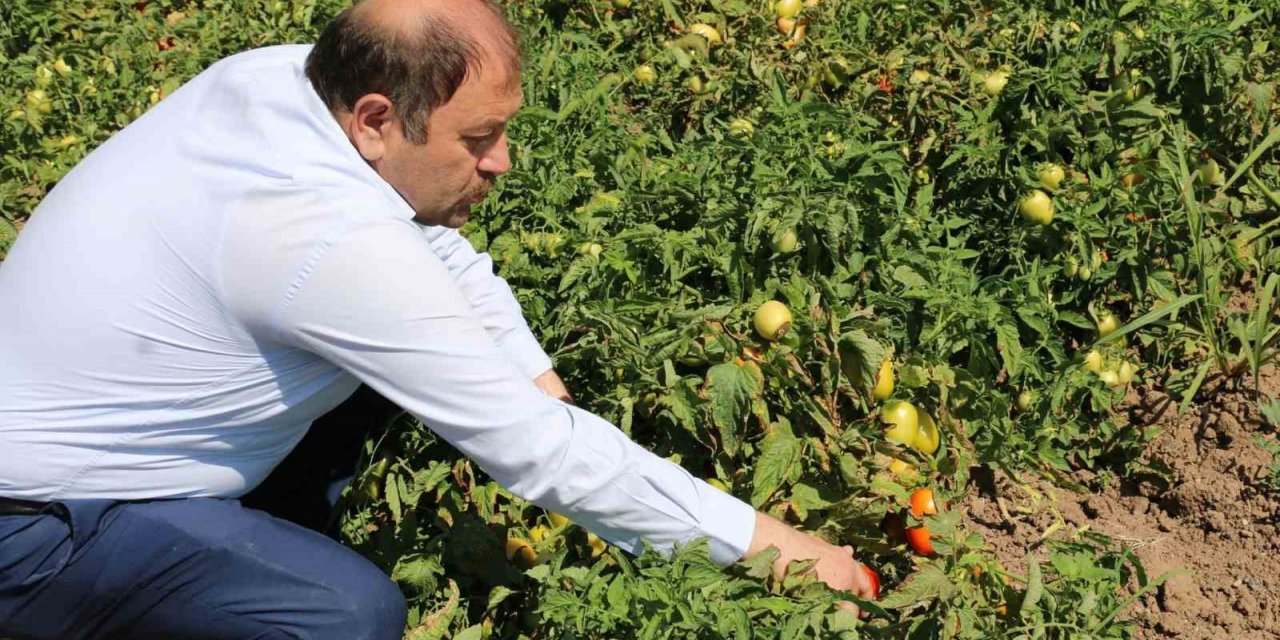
xmin=306 ymin=0 xmax=522 ymax=228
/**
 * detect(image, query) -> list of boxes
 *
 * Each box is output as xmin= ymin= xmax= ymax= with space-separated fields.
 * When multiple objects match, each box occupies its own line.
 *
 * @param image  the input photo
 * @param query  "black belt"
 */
xmin=0 ymin=496 xmax=53 ymax=516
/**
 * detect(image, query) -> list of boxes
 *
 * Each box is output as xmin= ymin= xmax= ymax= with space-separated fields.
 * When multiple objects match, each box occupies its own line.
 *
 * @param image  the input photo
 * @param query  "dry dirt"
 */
xmin=960 ymin=367 xmax=1280 ymax=640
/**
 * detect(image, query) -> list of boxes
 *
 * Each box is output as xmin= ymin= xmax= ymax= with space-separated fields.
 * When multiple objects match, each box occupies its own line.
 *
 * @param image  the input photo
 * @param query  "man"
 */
xmin=0 ymin=0 xmax=875 ymax=637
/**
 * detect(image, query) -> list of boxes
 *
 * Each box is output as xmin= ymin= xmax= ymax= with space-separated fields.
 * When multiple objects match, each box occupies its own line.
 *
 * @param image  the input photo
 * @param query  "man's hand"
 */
xmin=532 ymin=369 xmax=574 ymax=405
xmin=745 ymin=511 xmax=877 ymax=616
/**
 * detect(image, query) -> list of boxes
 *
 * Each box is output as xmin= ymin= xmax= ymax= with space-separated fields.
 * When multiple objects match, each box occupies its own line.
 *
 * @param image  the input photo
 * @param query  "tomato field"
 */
xmin=3 ymin=0 xmax=1279 ymax=638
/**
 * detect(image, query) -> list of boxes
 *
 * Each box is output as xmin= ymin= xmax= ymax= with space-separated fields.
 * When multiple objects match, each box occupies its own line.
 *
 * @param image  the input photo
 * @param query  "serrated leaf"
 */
xmin=877 ymin=564 xmax=957 ymax=608
xmin=404 ymin=579 xmax=459 ymax=640
xmin=838 ymin=331 xmax=885 ymax=390
xmin=705 ymin=360 xmax=764 ymax=456
xmin=751 ymin=419 xmax=802 ymax=507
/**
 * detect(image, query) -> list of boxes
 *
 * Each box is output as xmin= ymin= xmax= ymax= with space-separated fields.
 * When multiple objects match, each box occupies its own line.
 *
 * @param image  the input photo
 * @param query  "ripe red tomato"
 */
xmin=905 ymin=526 xmax=934 ymax=555
xmin=860 ymin=563 xmax=880 ymax=599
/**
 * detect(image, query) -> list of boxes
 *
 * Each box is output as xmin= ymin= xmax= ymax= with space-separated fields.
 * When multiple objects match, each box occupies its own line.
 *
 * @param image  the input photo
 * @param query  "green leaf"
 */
xmin=877 ymin=564 xmax=957 ymax=608
xmin=705 ymin=360 xmax=764 ymax=456
xmin=750 ymin=419 xmax=802 ymax=507
xmin=1020 ymin=551 xmax=1044 ymax=618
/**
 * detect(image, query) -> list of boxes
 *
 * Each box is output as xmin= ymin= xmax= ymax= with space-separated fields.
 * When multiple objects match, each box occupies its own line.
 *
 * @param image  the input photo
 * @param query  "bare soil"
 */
xmin=961 ymin=366 xmax=1280 ymax=639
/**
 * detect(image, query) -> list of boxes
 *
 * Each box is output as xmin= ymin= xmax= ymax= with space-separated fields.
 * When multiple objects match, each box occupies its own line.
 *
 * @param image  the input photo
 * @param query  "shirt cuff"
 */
xmin=500 ymin=325 xmax=554 ymax=380
xmin=695 ymin=479 xmax=758 ymax=567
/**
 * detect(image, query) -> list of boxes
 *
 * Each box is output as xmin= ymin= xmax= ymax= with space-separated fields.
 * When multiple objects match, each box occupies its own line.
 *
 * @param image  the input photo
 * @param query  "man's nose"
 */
xmin=478 ymin=133 xmax=511 ymax=175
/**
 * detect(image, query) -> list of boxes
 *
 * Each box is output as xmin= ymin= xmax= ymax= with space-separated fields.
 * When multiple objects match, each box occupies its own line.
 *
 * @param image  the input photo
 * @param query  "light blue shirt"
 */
xmin=0 ymin=45 xmax=755 ymax=566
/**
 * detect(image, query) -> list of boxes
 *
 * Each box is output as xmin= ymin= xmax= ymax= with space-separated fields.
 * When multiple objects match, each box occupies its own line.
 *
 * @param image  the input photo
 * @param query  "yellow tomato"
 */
xmin=505 ymin=537 xmax=537 ymax=565
xmin=528 ymin=525 xmax=551 ymax=544
xmin=634 ymin=64 xmax=657 ymax=84
xmin=586 ymin=532 xmax=609 ymax=559
xmin=872 ymin=358 xmax=894 ymax=401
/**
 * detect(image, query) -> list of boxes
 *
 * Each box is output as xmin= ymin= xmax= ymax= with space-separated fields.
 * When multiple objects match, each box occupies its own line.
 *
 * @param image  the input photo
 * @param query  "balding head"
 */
xmin=306 ymin=0 xmax=521 ymax=143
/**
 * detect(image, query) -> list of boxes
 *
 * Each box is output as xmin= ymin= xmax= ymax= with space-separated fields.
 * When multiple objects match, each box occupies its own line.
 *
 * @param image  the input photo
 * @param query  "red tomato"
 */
xmin=909 ymin=488 xmax=938 ymax=518
xmin=860 ymin=564 xmax=880 ymax=599
xmin=905 ymin=526 xmax=934 ymax=555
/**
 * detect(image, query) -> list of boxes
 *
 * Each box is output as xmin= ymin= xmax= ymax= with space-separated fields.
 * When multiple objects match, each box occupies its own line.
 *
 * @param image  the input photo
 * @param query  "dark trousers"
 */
xmin=0 ymin=386 xmax=406 ymax=640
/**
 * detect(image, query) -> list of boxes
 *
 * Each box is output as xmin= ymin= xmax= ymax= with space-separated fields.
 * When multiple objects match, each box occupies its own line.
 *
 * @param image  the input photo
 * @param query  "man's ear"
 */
xmin=343 ymin=93 xmax=396 ymax=162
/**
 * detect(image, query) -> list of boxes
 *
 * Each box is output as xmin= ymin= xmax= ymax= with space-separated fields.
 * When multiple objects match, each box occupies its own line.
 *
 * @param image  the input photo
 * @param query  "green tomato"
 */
xmin=770 ymin=228 xmax=798 ymax=253
xmin=1117 ymin=361 xmax=1138 ymax=384
xmin=753 ymin=300 xmax=793 ymax=341
xmin=1064 ymin=256 xmax=1079 ymax=278
xmin=983 ymin=70 xmax=1009 ymax=96
xmin=1018 ymin=190 xmax=1054 ymax=225
xmin=1099 ymin=370 xmax=1120 ymax=386
xmin=1016 ymin=390 xmax=1033 ymax=411
xmin=634 ymin=64 xmax=657 ymax=84
xmin=1197 ymin=157 xmax=1221 ymax=186
xmin=1037 ymin=163 xmax=1065 ymax=190
xmin=1084 ymin=349 xmax=1105 ymax=374
xmin=728 ymin=118 xmax=755 ymax=138
xmin=1096 ymin=310 xmax=1119 ymax=337
xmin=775 ymin=0 xmax=802 ymax=19
xmin=881 ymin=400 xmax=920 ymax=448
xmin=915 ymin=411 xmax=941 ymax=455
xmin=688 ymin=23 xmax=722 ymax=45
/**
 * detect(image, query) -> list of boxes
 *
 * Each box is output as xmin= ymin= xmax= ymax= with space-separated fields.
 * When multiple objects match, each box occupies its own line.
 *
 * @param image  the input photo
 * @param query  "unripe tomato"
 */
xmin=688 ymin=23 xmax=722 ymax=45
xmin=612 ymin=0 xmax=631 ymax=8
xmin=728 ymin=118 xmax=755 ymax=138
xmin=753 ymin=300 xmax=793 ymax=341
xmin=770 ymin=228 xmax=798 ymax=253
xmin=909 ymin=488 xmax=939 ymax=518
xmin=1197 ymin=157 xmax=1221 ymax=186
xmin=1038 ymin=163 xmax=1065 ymax=190
xmin=872 ymin=358 xmax=894 ymax=400
xmin=881 ymin=400 xmax=919 ymax=447
xmin=1016 ymin=390 xmax=1032 ymax=411
xmin=1096 ymin=310 xmax=1119 ymax=337
xmin=860 ymin=564 xmax=880 ymax=599
xmin=686 ymin=75 xmax=707 ymax=94
xmin=1019 ymin=190 xmax=1054 ymax=225
xmin=1117 ymin=361 xmax=1137 ymax=384
xmin=905 ymin=525 xmax=934 ymax=555
xmin=915 ymin=411 xmax=941 ymax=455
xmin=887 ymin=458 xmax=916 ymax=478
xmin=983 ymin=70 xmax=1009 ymax=96
xmin=909 ymin=69 xmax=931 ymax=84
xmin=634 ymin=64 xmax=657 ymax=84
xmin=1084 ymin=349 xmax=1105 ymax=374
xmin=1099 ymin=370 xmax=1120 ymax=386
xmin=1064 ymin=256 xmax=1079 ymax=278
xmin=775 ymin=0 xmax=802 ymax=19
xmin=578 ymin=242 xmax=603 ymax=258
xmin=1077 ymin=266 xmax=1092 ymax=281
xmin=53 ymin=57 xmax=72 ymax=76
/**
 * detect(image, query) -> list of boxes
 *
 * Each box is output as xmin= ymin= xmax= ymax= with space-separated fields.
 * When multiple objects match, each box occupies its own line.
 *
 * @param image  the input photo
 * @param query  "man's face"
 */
xmin=377 ymin=64 xmax=521 ymax=228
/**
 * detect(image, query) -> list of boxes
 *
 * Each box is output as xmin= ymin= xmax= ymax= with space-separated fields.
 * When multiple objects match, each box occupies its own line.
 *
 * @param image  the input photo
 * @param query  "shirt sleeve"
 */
xmin=275 ymin=219 xmax=757 ymax=567
xmin=415 ymin=225 xmax=552 ymax=381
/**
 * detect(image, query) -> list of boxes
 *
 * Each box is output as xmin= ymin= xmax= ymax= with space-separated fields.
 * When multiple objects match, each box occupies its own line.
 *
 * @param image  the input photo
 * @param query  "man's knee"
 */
xmin=323 ymin=567 xmax=407 ymax=640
